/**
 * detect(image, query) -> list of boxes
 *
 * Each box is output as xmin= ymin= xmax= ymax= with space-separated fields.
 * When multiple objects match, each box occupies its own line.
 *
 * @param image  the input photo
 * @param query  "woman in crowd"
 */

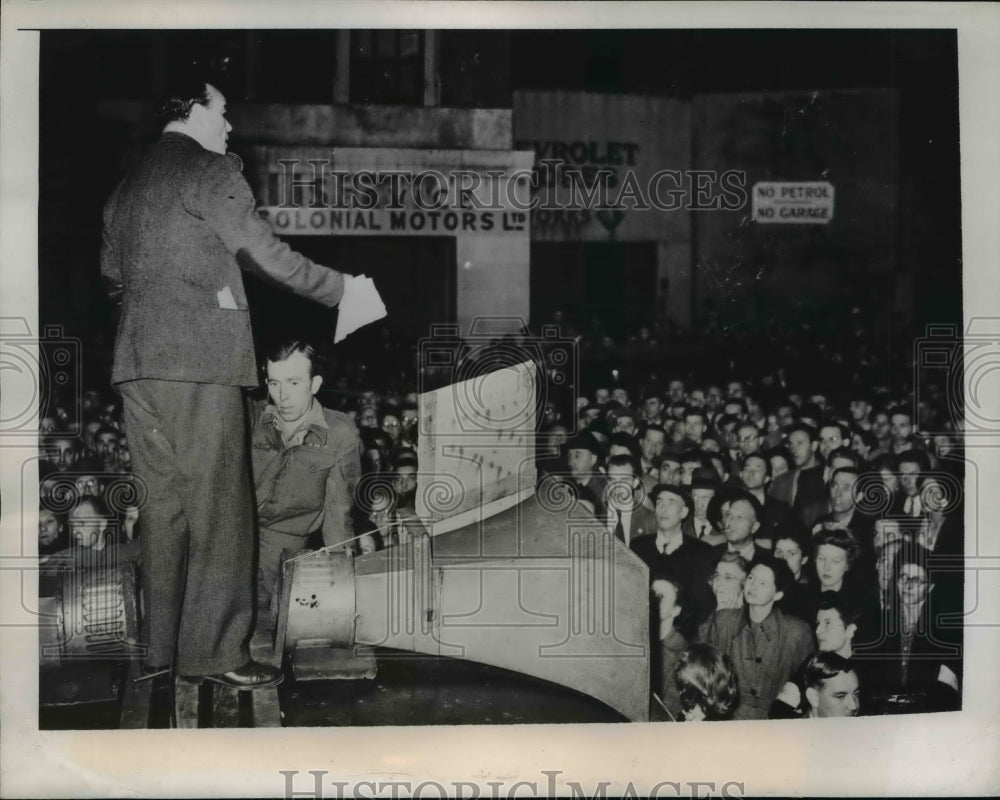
xmin=810 ymin=527 xmax=880 ymax=643
xmin=774 ymin=527 xmax=816 ymax=622
xmin=709 ymin=551 xmax=749 ymax=611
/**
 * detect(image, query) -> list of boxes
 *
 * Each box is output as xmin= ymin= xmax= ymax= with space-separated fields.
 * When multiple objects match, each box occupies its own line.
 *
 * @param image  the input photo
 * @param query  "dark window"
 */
xmin=255 ymin=31 xmax=339 ymax=103
xmin=439 ymin=31 xmax=512 ymax=108
xmin=350 ymin=30 xmax=424 ymax=105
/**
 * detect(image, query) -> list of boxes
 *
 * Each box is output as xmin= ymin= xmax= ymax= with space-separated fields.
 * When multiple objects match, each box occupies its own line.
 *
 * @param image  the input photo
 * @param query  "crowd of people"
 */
xmin=535 ymin=358 xmax=964 ymax=720
xmin=37 ymin=316 xmax=965 ymax=722
xmin=35 ymin=70 xmax=964 ymax=722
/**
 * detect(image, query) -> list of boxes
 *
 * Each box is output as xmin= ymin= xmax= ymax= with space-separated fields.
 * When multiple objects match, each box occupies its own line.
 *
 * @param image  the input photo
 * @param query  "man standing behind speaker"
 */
xmin=250 ymin=340 xmax=374 ymax=612
xmin=102 ymin=70 xmax=367 ymax=690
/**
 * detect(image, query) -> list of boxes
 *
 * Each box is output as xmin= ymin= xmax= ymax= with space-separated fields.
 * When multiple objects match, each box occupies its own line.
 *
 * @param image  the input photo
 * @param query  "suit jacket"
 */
xmin=603 ymin=502 xmax=658 ymax=545
xmin=756 ymin=495 xmax=792 ymax=545
xmin=102 ymin=132 xmax=345 ymax=387
xmin=769 ymin=466 xmax=826 ymax=524
xmin=689 ymin=517 xmax=726 ymax=547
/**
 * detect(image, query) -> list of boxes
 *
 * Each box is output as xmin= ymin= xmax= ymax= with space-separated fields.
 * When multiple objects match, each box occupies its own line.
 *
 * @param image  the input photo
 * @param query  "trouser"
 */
xmin=257 ymin=528 xmax=309 ymax=612
xmin=119 ymin=379 xmax=253 ymax=675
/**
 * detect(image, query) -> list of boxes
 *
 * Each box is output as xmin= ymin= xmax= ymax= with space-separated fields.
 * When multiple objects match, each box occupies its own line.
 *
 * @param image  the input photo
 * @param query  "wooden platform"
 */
xmin=118 ymin=624 xmax=283 ymax=729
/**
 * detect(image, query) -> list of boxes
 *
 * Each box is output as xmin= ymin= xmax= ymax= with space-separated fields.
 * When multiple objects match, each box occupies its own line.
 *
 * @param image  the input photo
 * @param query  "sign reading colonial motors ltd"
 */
xmin=752 ymin=181 xmax=835 ymax=223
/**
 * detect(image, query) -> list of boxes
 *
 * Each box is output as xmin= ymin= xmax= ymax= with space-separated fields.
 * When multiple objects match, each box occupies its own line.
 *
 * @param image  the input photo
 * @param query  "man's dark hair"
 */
xmin=786 ymin=421 xmax=818 ymax=442
xmin=607 ymin=452 xmax=641 ymax=478
xmin=799 ymin=402 xmax=824 ymax=424
xmin=817 ymin=590 xmax=860 ymax=630
xmin=888 ymin=405 xmax=913 ymax=424
xmin=156 ymin=70 xmax=214 ymax=126
xmin=657 ymin=452 xmax=682 ymax=468
xmin=680 ymin=448 xmax=708 ymax=467
xmin=870 ymin=453 xmax=899 ymax=473
xmin=764 ymin=445 xmax=793 ymax=471
xmin=95 ymin=425 xmax=119 ymax=441
xmin=827 ymin=448 xmax=860 ymax=469
xmin=682 ymin=407 xmax=708 ymax=425
xmin=389 ymin=448 xmax=418 ymax=473
xmin=360 ymin=427 xmax=392 ymax=453
xmin=641 ymin=423 xmax=666 ymax=439
xmin=741 ymin=451 xmax=771 ymax=477
xmin=803 ymin=651 xmax=857 ymax=692
xmin=265 ymin=340 xmax=322 ymax=378
xmin=897 ymin=448 xmax=931 ymax=473
xmin=819 ymin=420 xmax=850 ymax=442
xmin=608 ymin=432 xmax=642 ymax=461
xmin=714 ymin=412 xmax=740 ymax=433
xmin=849 ymin=392 xmax=874 ymax=407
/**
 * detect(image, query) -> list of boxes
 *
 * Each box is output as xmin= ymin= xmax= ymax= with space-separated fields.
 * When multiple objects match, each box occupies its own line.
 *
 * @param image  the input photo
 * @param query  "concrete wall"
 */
xmin=99 ymin=100 xmax=513 ymax=151
xmin=513 ymin=91 xmax=694 ymax=328
xmin=691 ymin=89 xmax=898 ymax=328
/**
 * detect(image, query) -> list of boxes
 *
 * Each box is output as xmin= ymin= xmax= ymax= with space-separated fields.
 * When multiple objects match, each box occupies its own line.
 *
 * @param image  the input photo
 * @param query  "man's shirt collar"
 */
xmin=263 ymin=400 xmax=328 ymax=448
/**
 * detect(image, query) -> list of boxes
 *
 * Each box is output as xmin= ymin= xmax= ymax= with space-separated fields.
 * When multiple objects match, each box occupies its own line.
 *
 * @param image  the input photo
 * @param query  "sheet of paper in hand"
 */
xmin=334 ymin=274 xmax=387 ymax=343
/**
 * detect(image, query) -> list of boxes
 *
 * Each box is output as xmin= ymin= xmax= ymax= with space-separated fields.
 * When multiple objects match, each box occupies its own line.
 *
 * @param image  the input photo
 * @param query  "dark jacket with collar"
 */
xmin=101 ymin=132 xmax=345 ymax=387
xmin=249 ymin=400 xmax=362 ymax=546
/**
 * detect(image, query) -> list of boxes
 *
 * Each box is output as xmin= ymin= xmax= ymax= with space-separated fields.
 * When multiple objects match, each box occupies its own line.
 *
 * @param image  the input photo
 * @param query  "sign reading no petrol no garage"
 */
xmin=752 ymin=181 xmax=835 ymax=223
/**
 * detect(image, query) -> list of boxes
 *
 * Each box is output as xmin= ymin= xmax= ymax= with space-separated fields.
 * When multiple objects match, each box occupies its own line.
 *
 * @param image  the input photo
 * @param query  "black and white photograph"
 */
xmin=2 ymin=2 xmax=999 ymax=797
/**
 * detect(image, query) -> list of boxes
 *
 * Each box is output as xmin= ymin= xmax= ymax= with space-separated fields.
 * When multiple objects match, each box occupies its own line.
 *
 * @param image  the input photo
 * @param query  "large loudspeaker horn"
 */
xmin=276 ymin=492 xmax=651 ymax=722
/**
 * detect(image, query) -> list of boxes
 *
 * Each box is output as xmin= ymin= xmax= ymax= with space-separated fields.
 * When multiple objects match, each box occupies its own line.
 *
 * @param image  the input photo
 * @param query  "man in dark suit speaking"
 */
xmin=101 ymin=72 xmax=362 ymax=690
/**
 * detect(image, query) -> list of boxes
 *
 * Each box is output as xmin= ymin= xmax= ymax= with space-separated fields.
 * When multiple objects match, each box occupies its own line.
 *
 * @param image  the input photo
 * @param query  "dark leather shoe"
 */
xmin=192 ymin=660 xmax=284 ymax=691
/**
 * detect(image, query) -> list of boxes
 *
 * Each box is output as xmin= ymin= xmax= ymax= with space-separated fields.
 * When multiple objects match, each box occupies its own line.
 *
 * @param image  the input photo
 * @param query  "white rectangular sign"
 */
xmin=752 ymin=181 xmax=834 ymax=223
